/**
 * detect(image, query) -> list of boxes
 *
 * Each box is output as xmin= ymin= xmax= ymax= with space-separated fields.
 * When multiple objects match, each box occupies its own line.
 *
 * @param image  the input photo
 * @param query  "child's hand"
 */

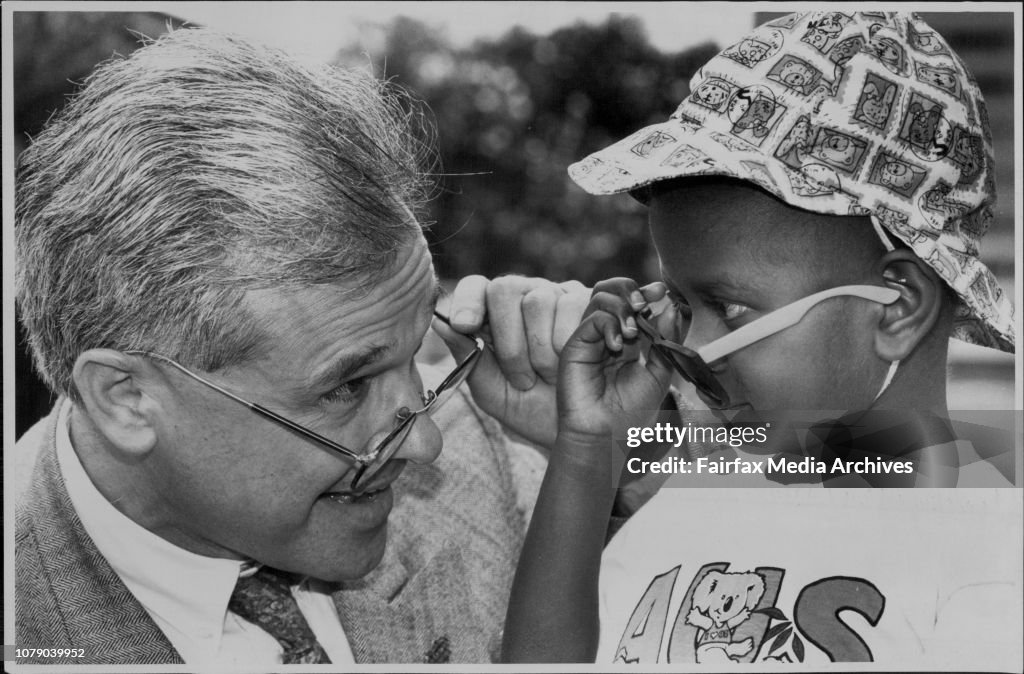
xmin=502 ymin=277 xmax=672 ymax=664
xmin=556 ymin=278 xmax=673 ymax=450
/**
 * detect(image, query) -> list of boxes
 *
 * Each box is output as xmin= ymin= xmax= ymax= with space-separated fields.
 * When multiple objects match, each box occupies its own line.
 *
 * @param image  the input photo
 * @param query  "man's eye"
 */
xmin=321 ymin=377 xmax=369 ymax=404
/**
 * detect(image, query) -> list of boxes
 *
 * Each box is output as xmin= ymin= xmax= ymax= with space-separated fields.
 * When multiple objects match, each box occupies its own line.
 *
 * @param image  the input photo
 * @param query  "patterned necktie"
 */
xmin=228 ymin=566 xmax=332 ymax=665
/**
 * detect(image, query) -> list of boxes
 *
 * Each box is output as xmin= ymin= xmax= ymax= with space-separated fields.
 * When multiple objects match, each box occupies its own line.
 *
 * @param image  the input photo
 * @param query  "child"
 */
xmin=501 ymin=11 xmax=1020 ymax=668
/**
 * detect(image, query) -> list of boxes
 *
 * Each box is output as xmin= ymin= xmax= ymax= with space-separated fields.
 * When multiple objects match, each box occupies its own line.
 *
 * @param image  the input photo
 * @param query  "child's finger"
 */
xmin=567 ymin=310 xmax=624 ymax=356
xmin=653 ymin=301 xmax=686 ymax=340
xmin=587 ymin=290 xmax=639 ymax=340
xmin=644 ymin=341 xmax=676 ymax=390
xmin=640 ymin=281 xmax=667 ymax=303
xmin=591 ymin=277 xmax=646 ymax=310
xmin=594 ymin=311 xmax=625 ymax=353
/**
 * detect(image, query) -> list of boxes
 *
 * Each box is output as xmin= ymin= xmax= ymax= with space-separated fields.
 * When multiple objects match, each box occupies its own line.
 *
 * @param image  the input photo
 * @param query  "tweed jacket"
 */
xmin=14 ymin=381 xmax=545 ymax=666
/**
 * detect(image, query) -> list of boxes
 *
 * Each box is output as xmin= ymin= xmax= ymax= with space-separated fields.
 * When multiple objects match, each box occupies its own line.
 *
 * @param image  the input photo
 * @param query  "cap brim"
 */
xmin=568 ymin=120 xmax=801 ymax=209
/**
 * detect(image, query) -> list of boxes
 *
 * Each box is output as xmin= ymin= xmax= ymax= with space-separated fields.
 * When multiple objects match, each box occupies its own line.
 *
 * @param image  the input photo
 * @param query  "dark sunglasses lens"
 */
xmin=638 ymin=314 xmax=729 ymax=408
xmin=657 ymin=346 xmax=729 ymax=408
xmin=682 ymin=358 xmax=729 ymax=408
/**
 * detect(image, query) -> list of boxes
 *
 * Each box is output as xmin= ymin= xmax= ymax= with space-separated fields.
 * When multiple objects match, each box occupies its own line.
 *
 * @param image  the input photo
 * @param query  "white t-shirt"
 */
xmin=597 ymin=488 xmax=1022 ymax=670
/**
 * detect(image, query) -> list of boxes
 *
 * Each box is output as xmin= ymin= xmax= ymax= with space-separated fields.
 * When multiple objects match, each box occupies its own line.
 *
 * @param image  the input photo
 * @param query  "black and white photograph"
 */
xmin=4 ymin=2 xmax=1022 ymax=671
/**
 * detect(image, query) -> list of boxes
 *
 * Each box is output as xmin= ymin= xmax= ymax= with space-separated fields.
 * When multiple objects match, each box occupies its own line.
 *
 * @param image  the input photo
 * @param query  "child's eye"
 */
xmin=667 ymin=291 xmax=693 ymax=320
xmin=710 ymin=300 xmax=751 ymax=322
xmin=666 ymin=291 xmax=693 ymax=338
xmin=321 ymin=376 xmax=370 ymax=404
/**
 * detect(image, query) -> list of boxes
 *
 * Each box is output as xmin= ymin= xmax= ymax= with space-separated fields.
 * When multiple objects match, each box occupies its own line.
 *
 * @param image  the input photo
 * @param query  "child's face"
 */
xmin=649 ymin=179 xmax=889 ymax=412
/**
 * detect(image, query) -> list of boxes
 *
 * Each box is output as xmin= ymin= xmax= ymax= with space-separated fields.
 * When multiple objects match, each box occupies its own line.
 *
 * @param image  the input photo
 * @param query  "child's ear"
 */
xmin=71 ymin=349 xmax=158 ymax=456
xmin=873 ymin=250 xmax=945 ymax=361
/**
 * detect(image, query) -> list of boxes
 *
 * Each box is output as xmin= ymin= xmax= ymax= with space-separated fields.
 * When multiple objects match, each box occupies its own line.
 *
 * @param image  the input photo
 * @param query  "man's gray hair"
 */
xmin=16 ymin=28 xmax=435 ymax=400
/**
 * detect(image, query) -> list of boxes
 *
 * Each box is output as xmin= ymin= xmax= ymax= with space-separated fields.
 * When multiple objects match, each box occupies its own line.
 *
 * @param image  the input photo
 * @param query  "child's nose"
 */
xmin=681 ymin=314 xmax=720 ymax=353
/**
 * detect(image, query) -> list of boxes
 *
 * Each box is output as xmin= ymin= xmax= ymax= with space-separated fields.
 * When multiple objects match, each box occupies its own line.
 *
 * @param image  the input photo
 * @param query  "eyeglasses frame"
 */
xmin=634 ymin=284 xmax=900 ymax=408
xmin=124 ymin=310 xmax=483 ymax=490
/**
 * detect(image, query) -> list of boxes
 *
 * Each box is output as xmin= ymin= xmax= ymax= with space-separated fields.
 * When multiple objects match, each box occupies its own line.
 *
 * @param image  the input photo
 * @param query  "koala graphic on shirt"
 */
xmin=685 ymin=571 xmax=766 ymax=664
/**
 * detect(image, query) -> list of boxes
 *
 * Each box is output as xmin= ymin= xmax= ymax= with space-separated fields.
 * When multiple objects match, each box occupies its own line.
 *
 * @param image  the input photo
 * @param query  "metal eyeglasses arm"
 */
xmin=124 ymin=350 xmax=368 ymax=463
xmin=696 ymin=285 xmax=900 ymax=364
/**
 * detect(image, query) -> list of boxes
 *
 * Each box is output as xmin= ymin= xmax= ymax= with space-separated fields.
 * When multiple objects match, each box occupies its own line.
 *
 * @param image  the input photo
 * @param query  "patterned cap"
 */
xmin=569 ymin=11 xmax=1014 ymax=352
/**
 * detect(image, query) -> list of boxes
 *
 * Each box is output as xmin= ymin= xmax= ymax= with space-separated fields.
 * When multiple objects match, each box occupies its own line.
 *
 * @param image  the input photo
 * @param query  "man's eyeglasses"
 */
xmin=634 ymin=284 xmax=900 ymax=409
xmin=124 ymin=311 xmax=483 ymax=492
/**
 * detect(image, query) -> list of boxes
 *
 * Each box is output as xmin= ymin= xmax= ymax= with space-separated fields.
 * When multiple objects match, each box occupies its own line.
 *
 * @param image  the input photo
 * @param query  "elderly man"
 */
xmin=14 ymin=28 xmax=581 ymax=666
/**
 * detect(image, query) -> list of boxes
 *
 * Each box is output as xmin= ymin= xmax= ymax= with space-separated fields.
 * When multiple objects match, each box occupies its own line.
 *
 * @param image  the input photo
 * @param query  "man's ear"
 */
xmin=71 ymin=349 xmax=158 ymax=455
xmin=874 ymin=249 xmax=945 ymax=361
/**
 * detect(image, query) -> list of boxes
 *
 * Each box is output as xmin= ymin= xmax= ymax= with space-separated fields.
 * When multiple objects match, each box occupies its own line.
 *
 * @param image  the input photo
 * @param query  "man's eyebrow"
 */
xmin=311 ymin=344 xmax=391 ymax=390
xmin=311 ymin=281 xmax=441 ymax=390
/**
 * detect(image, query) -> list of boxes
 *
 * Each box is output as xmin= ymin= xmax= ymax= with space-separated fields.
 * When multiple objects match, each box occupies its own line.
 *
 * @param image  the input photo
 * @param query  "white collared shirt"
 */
xmin=55 ymin=400 xmax=355 ymax=665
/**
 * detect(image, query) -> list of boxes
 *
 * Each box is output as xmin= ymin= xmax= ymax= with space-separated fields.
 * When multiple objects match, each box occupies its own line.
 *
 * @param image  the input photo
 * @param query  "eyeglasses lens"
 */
xmin=350 ymin=344 xmax=482 ymax=492
xmin=350 ymin=416 xmax=416 ymax=491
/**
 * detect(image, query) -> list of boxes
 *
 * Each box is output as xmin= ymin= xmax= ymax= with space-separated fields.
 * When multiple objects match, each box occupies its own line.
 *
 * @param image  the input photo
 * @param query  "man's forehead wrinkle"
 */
xmin=312 ymin=343 xmax=392 ymax=390
xmin=308 ymin=277 xmax=436 ymax=390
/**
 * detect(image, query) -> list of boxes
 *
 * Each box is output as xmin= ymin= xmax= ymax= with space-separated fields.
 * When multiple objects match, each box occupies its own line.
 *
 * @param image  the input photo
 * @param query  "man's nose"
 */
xmin=393 ymin=411 xmax=443 ymax=466
xmin=388 ymin=382 xmax=443 ymax=466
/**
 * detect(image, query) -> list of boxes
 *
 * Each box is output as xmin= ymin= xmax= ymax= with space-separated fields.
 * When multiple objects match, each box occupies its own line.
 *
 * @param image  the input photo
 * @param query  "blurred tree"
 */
xmin=336 ymin=17 xmax=719 ymax=284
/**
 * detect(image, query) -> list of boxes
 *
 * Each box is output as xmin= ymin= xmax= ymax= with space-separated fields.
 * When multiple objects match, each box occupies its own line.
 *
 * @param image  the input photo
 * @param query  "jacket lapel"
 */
xmin=23 ymin=402 xmax=182 ymax=665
